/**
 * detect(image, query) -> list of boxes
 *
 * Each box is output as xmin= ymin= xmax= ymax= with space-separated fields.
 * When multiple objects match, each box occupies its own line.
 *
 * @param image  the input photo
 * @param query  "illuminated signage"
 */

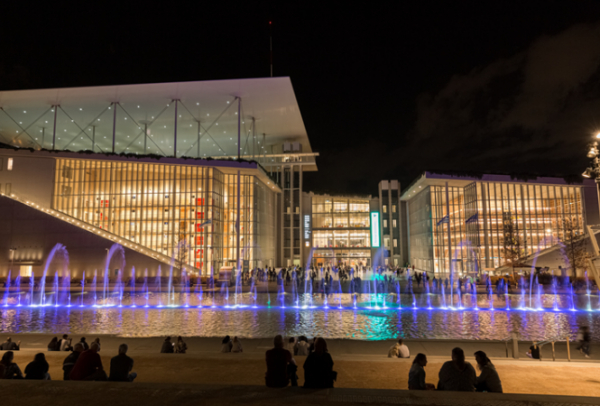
xmin=304 ymin=215 xmax=311 ymax=239
xmin=370 ymin=212 xmax=380 ymax=247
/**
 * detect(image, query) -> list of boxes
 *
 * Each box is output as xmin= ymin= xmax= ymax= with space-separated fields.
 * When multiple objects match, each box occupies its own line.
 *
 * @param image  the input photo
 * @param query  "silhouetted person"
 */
xmin=161 ymin=337 xmax=174 ymax=353
xmin=70 ymin=342 xmax=106 ymax=381
xmin=63 ymin=343 xmax=84 ymax=380
xmin=303 ymin=337 xmax=334 ymax=388
xmin=1 ymin=351 xmax=23 ymax=379
xmin=474 ymin=351 xmax=503 ymax=393
xmin=437 ymin=348 xmax=476 ymax=391
xmin=221 ymin=336 xmax=232 ymax=353
xmin=231 ymin=336 xmax=243 ymax=353
xmin=25 ymin=353 xmax=50 ymax=380
xmin=47 ymin=337 xmax=59 ymax=351
xmin=75 ymin=337 xmax=89 ymax=351
xmin=265 ymin=335 xmax=297 ymax=387
xmin=408 ymin=353 xmax=435 ymax=390
xmin=0 ymin=337 xmax=20 ymax=351
xmin=175 ymin=336 xmax=187 ymax=354
xmin=526 ymin=342 xmax=540 ymax=359
xmin=109 ymin=344 xmax=137 ymax=382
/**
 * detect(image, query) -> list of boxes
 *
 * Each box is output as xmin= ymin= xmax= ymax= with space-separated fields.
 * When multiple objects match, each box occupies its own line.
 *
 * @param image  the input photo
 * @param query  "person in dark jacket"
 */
xmin=265 ymin=335 xmax=297 ymax=387
xmin=437 ymin=348 xmax=476 ymax=391
xmin=0 ymin=351 xmax=23 ymax=379
xmin=63 ymin=343 xmax=84 ymax=380
xmin=109 ymin=344 xmax=137 ymax=382
xmin=0 ymin=337 xmax=20 ymax=351
xmin=160 ymin=337 xmax=174 ymax=353
xmin=47 ymin=337 xmax=60 ymax=351
xmin=78 ymin=337 xmax=89 ymax=351
xmin=303 ymin=337 xmax=334 ymax=388
xmin=25 ymin=353 xmax=50 ymax=380
xmin=69 ymin=342 xmax=106 ymax=381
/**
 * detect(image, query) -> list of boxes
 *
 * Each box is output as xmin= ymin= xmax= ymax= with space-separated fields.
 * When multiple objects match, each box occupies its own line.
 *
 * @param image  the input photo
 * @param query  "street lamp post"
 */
xmin=582 ymin=132 xmax=600 ymax=221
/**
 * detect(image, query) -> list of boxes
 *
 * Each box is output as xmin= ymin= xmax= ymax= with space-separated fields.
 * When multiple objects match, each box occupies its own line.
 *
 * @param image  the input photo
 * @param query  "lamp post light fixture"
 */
xmin=583 ymin=132 xmax=600 ymax=220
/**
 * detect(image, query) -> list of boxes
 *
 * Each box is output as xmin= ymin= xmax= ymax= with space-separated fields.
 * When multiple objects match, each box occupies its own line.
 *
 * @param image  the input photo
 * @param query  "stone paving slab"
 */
xmin=5 ymin=333 xmax=596 ymax=362
xmin=1 ymin=382 xmax=599 ymax=406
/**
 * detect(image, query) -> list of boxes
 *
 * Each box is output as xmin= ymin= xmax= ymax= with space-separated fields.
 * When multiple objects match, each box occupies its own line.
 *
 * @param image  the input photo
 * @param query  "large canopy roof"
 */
xmin=0 ymin=77 xmax=313 ymax=160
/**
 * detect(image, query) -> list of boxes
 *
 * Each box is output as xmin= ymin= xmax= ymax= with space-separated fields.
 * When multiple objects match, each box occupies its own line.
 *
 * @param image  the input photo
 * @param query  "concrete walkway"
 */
xmin=1 ymin=382 xmax=599 ymax=406
xmin=6 ymin=333 xmax=596 ymax=362
xmin=2 ymin=334 xmax=600 ymax=398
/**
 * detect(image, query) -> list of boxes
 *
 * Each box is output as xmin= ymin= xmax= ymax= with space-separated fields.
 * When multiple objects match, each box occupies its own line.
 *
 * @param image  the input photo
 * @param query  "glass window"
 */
xmin=393 ymin=219 xmax=397 ymax=228
xmin=333 ymin=231 xmax=349 ymax=247
xmin=384 ymin=237 xmax=390 ymax=248
xmin=383 ymin=219 xmax=388 ymax=228
xmin=383 ymin=205 xmax=387 ymax=213
xmin=349 ymin=231 xmax=370 ymax=247
xmin=393 ymin=239 xmax=398 ymax=247
xmin=392 ymin=205 xmax=396 ymax=213
xmin=7 ymin=158 xmax=13 ymax=171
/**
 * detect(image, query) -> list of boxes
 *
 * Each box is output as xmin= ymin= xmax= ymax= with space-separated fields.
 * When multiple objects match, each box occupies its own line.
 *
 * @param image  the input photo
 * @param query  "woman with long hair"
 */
xmin=221 ymin=335 xmax=232 ymax=353
xmin=303 ymin=337 xmax=335 ymax=388
xmin=474 ymin=351 xmax=503 ymax=393
xmin=47 ymin=337 xmax=59 ymax=351
xmin=25 ymin=353 xmax=50 ymax=380
xmin=1 ymin=351 xmax=23 ymax=379
xmin=408 ymin=353 xmax=435 ymax=390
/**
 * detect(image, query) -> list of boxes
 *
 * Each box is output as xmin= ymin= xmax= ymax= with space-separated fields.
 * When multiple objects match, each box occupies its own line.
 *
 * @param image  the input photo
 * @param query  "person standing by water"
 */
xmin=576 ymin=326 xmax=591 ymax=358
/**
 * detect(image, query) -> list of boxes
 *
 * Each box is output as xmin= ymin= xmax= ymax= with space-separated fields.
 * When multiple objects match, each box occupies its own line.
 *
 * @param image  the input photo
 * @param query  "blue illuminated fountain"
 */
xmin=3 ymin=242 xmax=600 ymax=314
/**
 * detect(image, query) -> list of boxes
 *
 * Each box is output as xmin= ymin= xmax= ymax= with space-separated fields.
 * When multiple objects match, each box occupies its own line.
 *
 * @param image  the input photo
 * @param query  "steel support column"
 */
xmin=111 ymin=102 xmax=117 ymax=153
xmin=173 ymin=100 xmax=178 ymax=158
xmin=51 ymin=105 xmax=58 ymax=150
xmin=197 ymin=120 xmax=201 ymax=158
xmin=237 ymin=97 xmax=241 ymax=160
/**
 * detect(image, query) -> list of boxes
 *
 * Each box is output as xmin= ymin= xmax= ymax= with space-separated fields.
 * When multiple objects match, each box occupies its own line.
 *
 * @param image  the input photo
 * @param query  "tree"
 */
xmin=560 ymin=218 xmax=589 ymax=278
xmin=502 ymin=211 xmax=523 ymax=276
xmin=175 ymin=238 xmax=190 ymax=272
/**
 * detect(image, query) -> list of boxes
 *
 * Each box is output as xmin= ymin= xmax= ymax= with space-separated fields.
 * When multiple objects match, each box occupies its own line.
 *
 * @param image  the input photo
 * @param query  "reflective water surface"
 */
xmin=1 ymin=293 xmax=599 ymax=340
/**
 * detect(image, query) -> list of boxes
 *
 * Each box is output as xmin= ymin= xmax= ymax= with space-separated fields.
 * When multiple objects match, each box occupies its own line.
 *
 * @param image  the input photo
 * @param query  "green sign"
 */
xmin=370 ymin=212 xmax=380 ymax=247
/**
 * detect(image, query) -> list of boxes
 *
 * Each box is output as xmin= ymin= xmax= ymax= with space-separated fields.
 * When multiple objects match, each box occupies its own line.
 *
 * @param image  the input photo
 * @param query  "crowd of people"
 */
xmin=4 ymin=332 xmax=593 ymax=392
xmin=0 ymin=334 xmax=136 ymax=381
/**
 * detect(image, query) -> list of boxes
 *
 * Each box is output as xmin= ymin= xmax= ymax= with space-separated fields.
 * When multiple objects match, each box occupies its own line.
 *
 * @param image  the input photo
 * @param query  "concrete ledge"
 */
xmin=1 ymin=382 xmax=599 ymax=406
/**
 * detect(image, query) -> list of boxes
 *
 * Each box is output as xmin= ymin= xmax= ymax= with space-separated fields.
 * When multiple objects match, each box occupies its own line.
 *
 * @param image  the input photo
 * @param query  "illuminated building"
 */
xmin=401 ymin=172 xmax=600 ymax=276
xmin=0 ymin=78 xmax=317 ymax=276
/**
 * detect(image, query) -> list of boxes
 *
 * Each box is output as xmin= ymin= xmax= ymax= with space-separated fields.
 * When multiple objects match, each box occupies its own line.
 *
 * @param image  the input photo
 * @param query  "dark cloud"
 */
xmin=405 ymin=22 xmax=600 ymax=178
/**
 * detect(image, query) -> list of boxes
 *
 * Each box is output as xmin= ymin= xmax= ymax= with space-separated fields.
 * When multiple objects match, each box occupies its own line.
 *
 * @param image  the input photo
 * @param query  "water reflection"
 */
xmin=1 ymin=293 xmax=600 ymax=340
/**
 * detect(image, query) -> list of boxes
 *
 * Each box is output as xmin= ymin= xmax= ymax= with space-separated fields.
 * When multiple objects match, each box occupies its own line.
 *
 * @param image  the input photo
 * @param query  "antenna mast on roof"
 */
xmin=269 ymin=20 xmax=273 ymax=77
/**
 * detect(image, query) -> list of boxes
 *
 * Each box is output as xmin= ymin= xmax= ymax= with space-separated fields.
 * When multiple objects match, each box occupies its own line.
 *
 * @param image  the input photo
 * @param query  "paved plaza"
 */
xmin=2 ymin=334 xmax=600 ymax=400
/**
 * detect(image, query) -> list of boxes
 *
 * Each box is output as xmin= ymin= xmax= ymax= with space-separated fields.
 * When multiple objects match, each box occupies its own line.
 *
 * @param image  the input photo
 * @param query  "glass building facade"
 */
xmin=311 ymin=196 xmax=371 ymax=267
xmin=52 ymin=158 xmax=276 ymax=274
xmin=407 ymin=179 xmax=586 ymax=276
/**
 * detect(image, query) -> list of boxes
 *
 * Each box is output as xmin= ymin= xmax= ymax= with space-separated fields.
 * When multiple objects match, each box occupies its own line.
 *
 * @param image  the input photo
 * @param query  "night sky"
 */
xmin=3 ymin=1 xmax=600 ymax=195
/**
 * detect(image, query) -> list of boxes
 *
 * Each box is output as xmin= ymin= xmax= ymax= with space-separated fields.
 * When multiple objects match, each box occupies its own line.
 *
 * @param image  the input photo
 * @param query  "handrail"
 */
xmin=535 ymin=335 xmax=571 ymax=362
xmin=1 ymin=192 xmax=200 ymax=274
